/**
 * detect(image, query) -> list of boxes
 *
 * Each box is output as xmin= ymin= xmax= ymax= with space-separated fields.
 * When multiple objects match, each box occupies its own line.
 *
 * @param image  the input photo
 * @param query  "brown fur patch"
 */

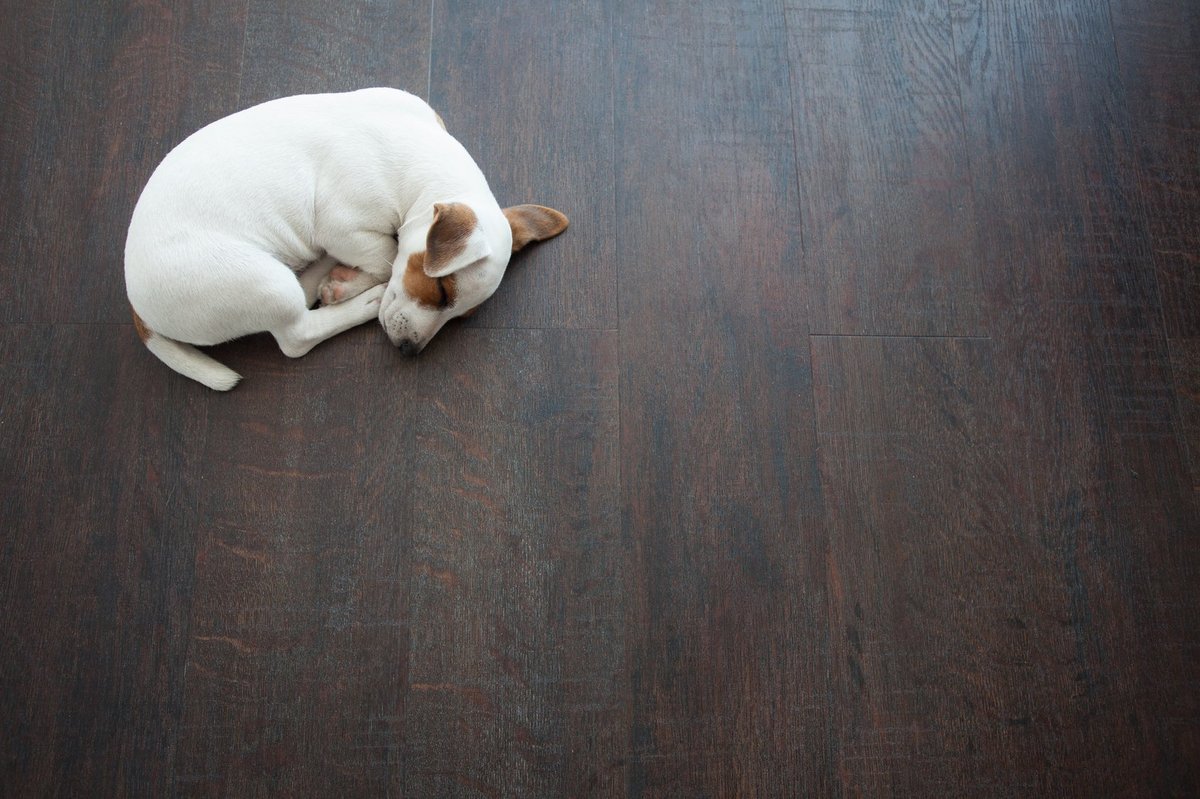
xmin=425 ymin=203 xmax=478 ymax=274
xmin=434 ymin=110 xmax=446 ymax=130
xmin=130 ymin=305 xmax=152 ymax=342
xmin=403 ymin=251 xmax=457 ymax=309
xmin=503 ymin=205 xmax=570 ymax=252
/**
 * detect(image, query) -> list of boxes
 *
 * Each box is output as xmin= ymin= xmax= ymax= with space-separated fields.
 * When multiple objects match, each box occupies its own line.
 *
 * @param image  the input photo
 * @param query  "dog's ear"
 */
xmin=424 ymin=202 xmax=492 ymax=278
xmin=503 ymin=205 xmax=570 ymax=252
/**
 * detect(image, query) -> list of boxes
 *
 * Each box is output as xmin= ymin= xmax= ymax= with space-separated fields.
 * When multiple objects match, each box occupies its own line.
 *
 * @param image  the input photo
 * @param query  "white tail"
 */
xmin=144 ymin=334 xmax=241 ymax=391
xmin=131 ymin=309 xmax=241 ymax=390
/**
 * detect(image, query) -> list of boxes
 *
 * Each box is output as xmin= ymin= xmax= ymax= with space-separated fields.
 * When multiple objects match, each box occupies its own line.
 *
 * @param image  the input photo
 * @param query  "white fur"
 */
xmin=125 ymin=88 xmax=516 ymax=389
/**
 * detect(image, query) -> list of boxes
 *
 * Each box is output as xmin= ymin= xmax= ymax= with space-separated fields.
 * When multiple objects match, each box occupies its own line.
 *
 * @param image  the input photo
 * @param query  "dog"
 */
xmin=125 ymin=88 xmax=568 ymax=390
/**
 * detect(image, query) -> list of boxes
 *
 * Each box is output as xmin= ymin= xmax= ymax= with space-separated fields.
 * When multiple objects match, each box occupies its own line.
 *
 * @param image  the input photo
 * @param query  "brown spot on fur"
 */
xmin=425 ymin=202 xmax=478 ymax=274
xmin=503 ymin=204 xmax=570 ymax=252
xmin=403 ymin=251 xmax=457 ymax=309
xmin=433 ymin=110 xmax=446 ymax=130
xmin=130 ymin=305 xmax=152 ymax=342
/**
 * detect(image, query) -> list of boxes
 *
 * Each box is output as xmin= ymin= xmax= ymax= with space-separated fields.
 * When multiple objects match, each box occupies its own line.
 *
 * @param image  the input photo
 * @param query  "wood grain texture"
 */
xmin=0 ymin=2 xmax=55 ymax=256
xmin=0 ymin=326 xmax=206 ymax=797
xmin=1110 ymin=0 xmax=1200 ymax=337
xmin=1003 ymin=326 xmax=1200 ymax=795
xmin=237 ymin=0 xmax=430 ymax=107
xmin=4 ymin=0 xmax=248 ymax=325
xmin=615 ymin=2 xmax=830 ymax=795
xmin=787 ymin=0 xmax=983 ymax=336
xmin=813 ymin=336 xmax=1037 ymax=795
xmin=953 ymin=1 xmax=1162 ymax=339
xmin=954 ymin=1 xmax=1200 ymax=793
xmin=3 ymin=0 xmax=1200 ymax=795
xmin=170 ymin=331 xmax=413 ymax=798
xmin=395 ymin=329 xmax=621 ymax=797
xmin=951 ymin=0 xmax=1113 ymax=45
xmin=429 ymin=0 xmax=615 ymax=330
xmin=1172 ymin=338 xmax=1200 ymax=494
xmin=814 ymin=333 xmax=1199 ymax=795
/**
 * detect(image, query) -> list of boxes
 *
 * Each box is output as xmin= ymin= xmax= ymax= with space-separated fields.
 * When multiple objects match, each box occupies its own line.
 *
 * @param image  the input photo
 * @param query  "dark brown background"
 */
xmin=2 ymin=1 xmax=1198 ymax=796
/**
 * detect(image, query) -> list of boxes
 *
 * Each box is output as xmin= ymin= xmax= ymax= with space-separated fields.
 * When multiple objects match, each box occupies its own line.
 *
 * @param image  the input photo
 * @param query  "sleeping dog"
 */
xmin=125 ymin=88 xmax=568 ymax=390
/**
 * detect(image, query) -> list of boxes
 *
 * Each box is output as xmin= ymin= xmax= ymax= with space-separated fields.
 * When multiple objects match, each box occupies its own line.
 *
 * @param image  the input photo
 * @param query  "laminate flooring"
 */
xmin=2 ymin=1 xmax=1197 ymax=796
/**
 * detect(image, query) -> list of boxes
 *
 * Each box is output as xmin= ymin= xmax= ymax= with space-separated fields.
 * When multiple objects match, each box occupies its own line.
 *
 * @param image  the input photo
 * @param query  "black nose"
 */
xmin=396 ymin=339 xmax=419 ymax=356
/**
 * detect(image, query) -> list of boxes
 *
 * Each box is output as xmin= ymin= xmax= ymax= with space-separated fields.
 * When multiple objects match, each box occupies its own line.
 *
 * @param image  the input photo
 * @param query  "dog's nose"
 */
xmin=396 ymin=339 xmax=420 ymax=356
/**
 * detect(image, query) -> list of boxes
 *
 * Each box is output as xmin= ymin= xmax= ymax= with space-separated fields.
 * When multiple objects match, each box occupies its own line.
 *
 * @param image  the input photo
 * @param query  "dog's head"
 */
xmin=378 ymin=201 xmax=568 ymax=352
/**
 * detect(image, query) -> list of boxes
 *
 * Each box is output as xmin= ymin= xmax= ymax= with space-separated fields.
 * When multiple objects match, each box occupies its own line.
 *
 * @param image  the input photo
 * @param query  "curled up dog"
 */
xmin=125 ymin=88 xmax=568 ymax=390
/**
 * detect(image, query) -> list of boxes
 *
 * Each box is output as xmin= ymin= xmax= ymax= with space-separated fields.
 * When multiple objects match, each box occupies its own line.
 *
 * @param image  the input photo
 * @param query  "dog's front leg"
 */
xmin=272 ymin=284 xmax=386 ymax=358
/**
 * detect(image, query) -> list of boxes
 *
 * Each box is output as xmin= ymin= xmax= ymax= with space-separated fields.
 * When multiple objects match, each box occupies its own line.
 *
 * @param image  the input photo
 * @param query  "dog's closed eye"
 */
xmin=403 ymin=251 xmax=458 ymax=309
xmin=434 ymin=277 xmax=453 ymax=308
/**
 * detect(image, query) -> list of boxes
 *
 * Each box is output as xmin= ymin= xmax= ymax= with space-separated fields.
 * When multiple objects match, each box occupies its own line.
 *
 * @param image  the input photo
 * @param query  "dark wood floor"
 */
xmin=2 ymin=1 xmax=1198 ymax=796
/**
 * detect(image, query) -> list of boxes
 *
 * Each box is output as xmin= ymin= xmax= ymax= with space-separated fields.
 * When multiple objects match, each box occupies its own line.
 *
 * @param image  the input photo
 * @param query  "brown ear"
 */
xmin=425 ymin=202 xmax=488 ymax=278
xmin=503 ymin=204 xmax=569 ymax=252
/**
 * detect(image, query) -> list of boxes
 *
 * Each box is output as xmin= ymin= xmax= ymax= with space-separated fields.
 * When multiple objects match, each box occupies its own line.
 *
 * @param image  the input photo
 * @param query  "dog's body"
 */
xmin=125 ymin=88 xmax=567 ymax=390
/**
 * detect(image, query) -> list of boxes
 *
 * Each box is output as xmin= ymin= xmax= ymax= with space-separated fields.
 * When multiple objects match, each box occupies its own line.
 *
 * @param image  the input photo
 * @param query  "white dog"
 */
xmin=125 ymin=88 xmax=568 ymax=390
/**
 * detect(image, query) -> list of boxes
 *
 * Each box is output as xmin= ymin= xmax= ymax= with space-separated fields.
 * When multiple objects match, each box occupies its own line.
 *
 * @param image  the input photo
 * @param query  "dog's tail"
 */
xmin=131 ymin=307 xmax=241 ymax=391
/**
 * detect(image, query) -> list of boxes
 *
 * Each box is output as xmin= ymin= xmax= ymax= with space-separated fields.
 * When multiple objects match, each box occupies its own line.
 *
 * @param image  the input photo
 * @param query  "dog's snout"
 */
xmin=396 ymin=338 xmax=420 ymax=356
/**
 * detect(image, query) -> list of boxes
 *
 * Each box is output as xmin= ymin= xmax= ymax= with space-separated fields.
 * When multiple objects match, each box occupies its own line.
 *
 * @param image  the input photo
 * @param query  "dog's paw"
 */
xmin=319 ymin=265 xmax=372 ymax=305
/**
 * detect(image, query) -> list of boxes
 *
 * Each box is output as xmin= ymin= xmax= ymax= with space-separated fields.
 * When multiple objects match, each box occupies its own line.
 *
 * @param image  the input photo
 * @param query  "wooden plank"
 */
xmin=237 ymin=0 xmax=430 ymax=106
xmin=1008 ymin=325 xmax=1200 ymax=794
xmin=953 ymin=1 xmax=1200 ymax=792
xmin=615 ymin=2 xmax=831 ymax=794
xmin=429 ymin=0 xmax=615 ymax=330
xmin=952 ymin=2 xmax=1162 ymax=339
xmin=813 ymin=335 xmax=1047 ymax=795
xmin=6 ymin=0 xmax=248 ymax=325
xmin=0 ymin=325 xmax=207 ymax=796
xmin=814 ymin=332 xmax=1200 ymax=794
xmin=170 ymin=332 xmax=419 ymax=797
xmin=170 ymin=328 xmax=621 ymax=797
xmin=0 ymin=2 xmax=55 ymax=261
xmin=1171 ymin=337 xmax=1200 ymax=494
xmin=949 ymin=0 xmax=1113 ymax=46
xmin=110 ymin=6 xmax=439 ymax=782
xmin=395 ymin=329 xmax=621 ymax=797
xmin=1110 ymin=1 xmax=1200 ymax=337
xmin=787 ymin=0 xmax=983 ymax=335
